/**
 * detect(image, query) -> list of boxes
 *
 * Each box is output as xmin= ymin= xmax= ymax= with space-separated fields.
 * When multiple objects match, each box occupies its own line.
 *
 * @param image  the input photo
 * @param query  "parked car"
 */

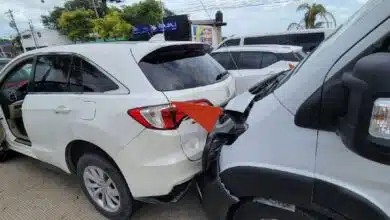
xmin=211 ymin=45 xmax=305 ymax=94
xmin=0 ymin=41 xmax=235 ymax=220
xmin=0 ymin=58 xmax=10 ymax=71
xmin=216 ymin=28 xmax=335 ymax=53
xmin=200 ymin=0 xmax=390 ymax=219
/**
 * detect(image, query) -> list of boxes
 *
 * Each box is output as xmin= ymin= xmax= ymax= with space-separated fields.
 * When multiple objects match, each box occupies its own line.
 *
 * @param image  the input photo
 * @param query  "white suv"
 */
xmin=211 ymin=45 xmax=305 ymax=94
xmin=0 ymin=42 xmax=235 ymax=219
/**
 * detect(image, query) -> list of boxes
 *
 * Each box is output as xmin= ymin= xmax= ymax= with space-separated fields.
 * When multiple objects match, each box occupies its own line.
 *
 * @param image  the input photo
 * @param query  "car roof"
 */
xmin=231 ymin=28 xmax=335 ymax=39
xmin=19 ymin=41 xmax=207 ymax=63
xmin=212 ymin=45 xmax=303 ymax=53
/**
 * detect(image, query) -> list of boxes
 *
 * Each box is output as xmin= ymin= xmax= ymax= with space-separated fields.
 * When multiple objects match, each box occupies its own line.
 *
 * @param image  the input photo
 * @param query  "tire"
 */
xmin=77 ymin=153 xmax=135 ymax=220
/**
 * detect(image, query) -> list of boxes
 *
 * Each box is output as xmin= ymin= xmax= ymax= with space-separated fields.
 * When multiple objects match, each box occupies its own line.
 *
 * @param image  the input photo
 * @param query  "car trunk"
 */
xmin=139 ymin=44 xmax=236 ymax=160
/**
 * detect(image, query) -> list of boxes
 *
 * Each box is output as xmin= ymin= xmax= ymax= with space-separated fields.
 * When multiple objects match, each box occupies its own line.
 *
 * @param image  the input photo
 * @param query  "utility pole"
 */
xmin=28 ymin=20 xmax=39 ymax=49
xmin=5 ymin=9 xmax=25 ymax=52
xmin=91 ymin=0 xmax=100 ymax=18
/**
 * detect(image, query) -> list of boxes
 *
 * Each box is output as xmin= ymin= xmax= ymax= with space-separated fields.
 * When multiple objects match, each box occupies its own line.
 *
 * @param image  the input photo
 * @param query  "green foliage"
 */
xmin=93 ymin=10 xmax=132 ymax=39
xmin=122 ymin=0 xmax=166 ymax=25
xmin=42 ymin=0 xmax=174 ymax=41
xmin=41 ymin=7 xmax=66 ymax=30
xmin=58 ymin=9 xmax=95 ymax=41
xmin=288 ymin=3 xmax=336 ymax=30
xmin=11 ymin=36 xmax=22 ymax=51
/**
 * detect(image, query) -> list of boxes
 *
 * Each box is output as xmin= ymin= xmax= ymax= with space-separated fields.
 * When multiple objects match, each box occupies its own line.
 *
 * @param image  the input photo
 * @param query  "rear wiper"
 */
xmin=215 ymin=71 xmax=229 ymax=81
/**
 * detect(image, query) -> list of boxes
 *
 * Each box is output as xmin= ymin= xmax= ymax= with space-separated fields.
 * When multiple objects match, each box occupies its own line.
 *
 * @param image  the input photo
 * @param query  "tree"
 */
xmin=122 ymin=0 xmax=171 ymax=25
xmin=41 ymin=7 xmax=66 ymax=30
xmin=58 ymin=9 xmax=95 ymax=41
xmin=93 ymin=10 xmax=132 ymax=39
xmin=11 ymin=36 xmax=23 ymax=52
xmin=288 ymin=3 xmax=336 ymax=30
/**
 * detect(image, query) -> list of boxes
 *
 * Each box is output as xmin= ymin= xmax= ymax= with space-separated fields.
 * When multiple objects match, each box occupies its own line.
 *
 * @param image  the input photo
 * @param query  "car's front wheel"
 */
xmin=77 ymin=153 xmax=135 ymax=220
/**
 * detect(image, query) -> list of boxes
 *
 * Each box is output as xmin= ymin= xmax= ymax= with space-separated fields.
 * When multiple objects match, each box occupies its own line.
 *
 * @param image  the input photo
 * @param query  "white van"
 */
xmin=217 ymin=28 xmax=335 ymax=53
xmin=200 ymin=0 xmax=390 ymax=219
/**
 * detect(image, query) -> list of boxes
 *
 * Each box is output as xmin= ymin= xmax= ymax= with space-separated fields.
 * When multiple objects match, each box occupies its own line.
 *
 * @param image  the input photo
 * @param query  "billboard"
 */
xmin=191 ymin=25 xmax=218 ymax=47
xmin=131 ymin=15 xmax=191 ymax=41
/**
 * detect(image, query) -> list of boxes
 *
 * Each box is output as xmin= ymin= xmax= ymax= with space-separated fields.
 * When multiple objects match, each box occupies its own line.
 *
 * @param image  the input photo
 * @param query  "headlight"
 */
xmin=369 ymin=98 xmax=390 ymax=139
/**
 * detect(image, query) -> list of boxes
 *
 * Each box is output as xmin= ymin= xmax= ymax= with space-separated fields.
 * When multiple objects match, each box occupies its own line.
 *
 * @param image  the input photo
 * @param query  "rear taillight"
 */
xmin=128 ymin=99 xmax=212 ymax=130
xmin=289 ymin=63 xmax=296 ymax=69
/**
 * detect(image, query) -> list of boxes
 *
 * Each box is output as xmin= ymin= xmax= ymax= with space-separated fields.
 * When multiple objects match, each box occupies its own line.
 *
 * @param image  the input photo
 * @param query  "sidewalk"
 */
xmin=0 ymin=155 xmax=206 ymax=220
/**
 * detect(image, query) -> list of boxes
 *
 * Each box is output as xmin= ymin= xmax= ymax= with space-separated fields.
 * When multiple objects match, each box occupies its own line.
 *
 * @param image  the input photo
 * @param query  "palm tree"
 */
xmin=288 ymin=3 xmax=336 ymax=30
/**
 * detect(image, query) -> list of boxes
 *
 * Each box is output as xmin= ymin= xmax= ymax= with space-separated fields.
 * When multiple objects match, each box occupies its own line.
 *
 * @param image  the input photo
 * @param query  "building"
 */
xmin=20 ymin=29 xmax=72 ymax=52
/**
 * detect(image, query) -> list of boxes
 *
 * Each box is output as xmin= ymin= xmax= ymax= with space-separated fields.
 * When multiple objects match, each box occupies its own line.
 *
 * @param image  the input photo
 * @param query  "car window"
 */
xmin=212 ymin=52 xmax=238 ymax=70
xmin=221 ymin=39 xmax=240 ymax=48
xmin=139 ymin=45 xmax=226 ymax=91
xmin=238 ymin=52 xmax=263 ymax=69
xmin=244 ymin=33 xmax=325 ymax=52
xmin=277 ymin=52 xmax=302 ymax=62
xmin=261 ymin=53 xmax=278 ymax=68
xmin=33 ymin=55 xmax=71 ymax=93
xmin=0 ymin=58 xmax=33 ymax=102
xmin=69 ymin=57 xmax=119 ymax=93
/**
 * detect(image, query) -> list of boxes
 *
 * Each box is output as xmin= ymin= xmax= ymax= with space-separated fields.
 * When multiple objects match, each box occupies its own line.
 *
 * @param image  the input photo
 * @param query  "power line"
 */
xmin=173 ymin=0 xmax=300 ymax=13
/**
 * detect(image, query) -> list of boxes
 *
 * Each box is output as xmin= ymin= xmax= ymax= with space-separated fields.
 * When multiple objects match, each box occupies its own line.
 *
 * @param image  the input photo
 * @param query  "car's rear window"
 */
xmin=277 ymin=52 xmax=302 ymax=62
xmin=139 ymin=45 xmax=227 ymax=91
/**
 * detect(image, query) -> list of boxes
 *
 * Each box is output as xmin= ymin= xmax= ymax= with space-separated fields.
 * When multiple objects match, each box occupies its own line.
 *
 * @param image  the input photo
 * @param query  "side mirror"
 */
xmin=339 ymin=53 xmax=390 ymax=163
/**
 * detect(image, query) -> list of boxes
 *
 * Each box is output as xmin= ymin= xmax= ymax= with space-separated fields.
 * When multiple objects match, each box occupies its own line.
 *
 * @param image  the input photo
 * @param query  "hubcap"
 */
xmin=83 ymin=166 xmax=121 ymax=212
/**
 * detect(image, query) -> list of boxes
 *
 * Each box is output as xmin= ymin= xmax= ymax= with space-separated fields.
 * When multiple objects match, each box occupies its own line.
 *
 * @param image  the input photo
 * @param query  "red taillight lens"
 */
xmin=128 ymin=99 xmax=212 ymax=130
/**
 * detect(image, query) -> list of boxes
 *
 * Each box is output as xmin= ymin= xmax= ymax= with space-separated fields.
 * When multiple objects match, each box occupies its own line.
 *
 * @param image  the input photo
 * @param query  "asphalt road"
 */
xmin=0 ymin=154 xmax=207 ymax=220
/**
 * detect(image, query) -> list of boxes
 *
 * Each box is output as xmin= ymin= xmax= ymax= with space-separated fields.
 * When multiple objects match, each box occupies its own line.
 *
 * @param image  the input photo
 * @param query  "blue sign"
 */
xmin=133 ymin=21 xmax=178 ymax=35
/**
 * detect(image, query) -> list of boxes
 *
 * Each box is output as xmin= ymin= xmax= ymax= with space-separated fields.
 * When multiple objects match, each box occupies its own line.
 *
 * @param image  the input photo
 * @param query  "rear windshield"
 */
xmin=139 ymin=45 xmax=227 ymax=91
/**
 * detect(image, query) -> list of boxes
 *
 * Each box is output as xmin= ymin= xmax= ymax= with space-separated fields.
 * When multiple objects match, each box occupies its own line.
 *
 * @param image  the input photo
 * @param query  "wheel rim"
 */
xmin=83 ymin=166 xmax=121 ymax=212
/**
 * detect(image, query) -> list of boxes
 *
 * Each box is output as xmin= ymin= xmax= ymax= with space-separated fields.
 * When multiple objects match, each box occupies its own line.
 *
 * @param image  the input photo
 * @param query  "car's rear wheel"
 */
xmin=0 ymin=143 xmax=15 ymax=162
xmin=77 ymin=153 xmax=135 ymax=220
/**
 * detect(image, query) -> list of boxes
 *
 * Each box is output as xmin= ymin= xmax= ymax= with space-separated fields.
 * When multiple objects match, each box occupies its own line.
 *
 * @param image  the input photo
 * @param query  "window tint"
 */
xmin=212 ymin=52 xmax=239 ymax=70
xmin=69 ymin=57 xmax=119 ymax=92
xmin=33 ymin=55 xmax=71 ymax=93
xmin=261 ymin=53 xmax=278 ymax=68
xmin=238 ymin=52 xmax=263 ymax=69
xmin=139 ymin=46 xmax=226 ymax=91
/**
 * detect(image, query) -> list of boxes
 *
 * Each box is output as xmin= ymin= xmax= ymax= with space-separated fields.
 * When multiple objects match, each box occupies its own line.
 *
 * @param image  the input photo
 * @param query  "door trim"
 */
xmin=219 ymin=166 xmax=389 ymax=219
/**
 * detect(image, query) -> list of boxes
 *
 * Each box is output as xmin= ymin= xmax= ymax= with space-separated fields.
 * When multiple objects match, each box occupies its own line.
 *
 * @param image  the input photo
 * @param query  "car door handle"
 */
xmin=54 ymin=106 xmax=71 ymax=114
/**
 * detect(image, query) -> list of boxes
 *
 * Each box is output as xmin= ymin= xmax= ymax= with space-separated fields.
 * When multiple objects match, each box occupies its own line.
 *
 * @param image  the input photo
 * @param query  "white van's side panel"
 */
xmin=316 ymin=16 xmax=390 ymax=217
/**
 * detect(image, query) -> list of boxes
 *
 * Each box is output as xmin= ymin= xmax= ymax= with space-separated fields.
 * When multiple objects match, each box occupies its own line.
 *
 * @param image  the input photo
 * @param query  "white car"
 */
xmin=216 ymin=28 xmax=335 ymax=53
xmin=0 ymin=42 xmax=235 ymax=219
xmin=211 ymin=45 xmax=305 ymax=94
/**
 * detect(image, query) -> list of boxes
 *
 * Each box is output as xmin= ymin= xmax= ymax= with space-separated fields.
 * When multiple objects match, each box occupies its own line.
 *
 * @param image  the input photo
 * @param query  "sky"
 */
xmin=0 ymin=0 xmax=369 ymax=39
